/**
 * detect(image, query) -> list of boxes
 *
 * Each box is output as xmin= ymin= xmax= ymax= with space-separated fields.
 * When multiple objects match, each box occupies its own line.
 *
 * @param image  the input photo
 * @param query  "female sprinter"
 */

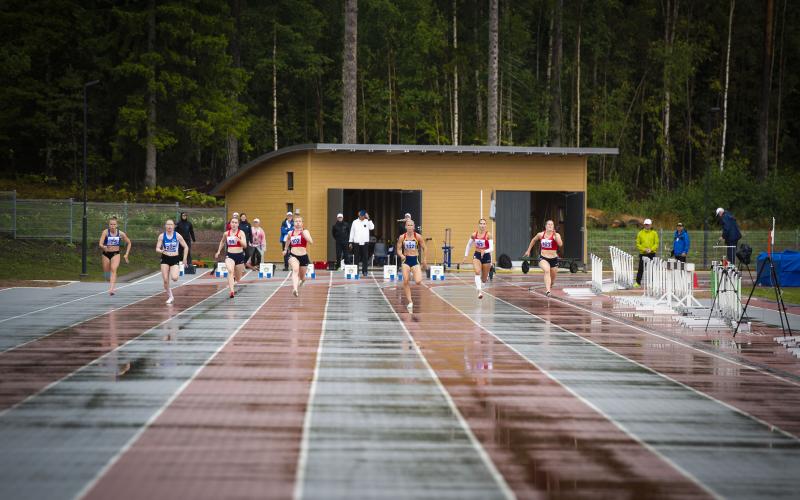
xmin=99 ymin=216 xmax=131 ymax=296
xmin=461 ymin=218 xmax=493 ymax=299
xmin=282 ymin=216 xmax=313 ymax=297
xmin=523 ymin=220 xmax=563 ymax=297
xmin=398 ymin=219 xmax=427 ymax=313
xmin=215 ymin=217 xmax=248 ymax=298
xmin=156 ymin=219 xmax=188 ymax=304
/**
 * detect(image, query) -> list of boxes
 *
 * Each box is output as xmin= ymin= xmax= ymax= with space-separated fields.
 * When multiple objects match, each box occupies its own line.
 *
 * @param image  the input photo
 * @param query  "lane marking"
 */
xmin=498 ymin=276 xmax=800 ymax=389
xmin=292 ymin=271 xmax=333 ymax=500
xmin=374 ymin=277 xmax=516 ymax=500
xmin=0 ymin=271 xmax=163 ymax=325
xmin=432 ymin=286 xmax=719 ymax=500
xmin=76 ymin=273 xmax=290 ymax=500
xmin=0 ymin=270 xmax=212 ymax=355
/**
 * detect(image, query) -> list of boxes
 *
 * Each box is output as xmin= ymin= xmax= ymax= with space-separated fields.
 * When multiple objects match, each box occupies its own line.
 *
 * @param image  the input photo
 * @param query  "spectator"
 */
xmin=176 ymin=212 xmax=196 ymax=266
xmin=672 ymin=222 xmax=690 ymax=263
xmin=280 ymin=211 xmax=293 ymax=271
xmin=716 ymin=207 xmax=742 ymax=265
xmin=331 ymin=213 xmax=350 ymax=269
xmin=250 ymin=218 xmax=266 ymax=268
xmin=239 ymin=213 xmax=254 ymax=269
xmin=635 ymin=218 xmax=659 ymax=288
xmin=226 ymin=212 xmax=239 ymax=231
xmin=349 ymin=209 xmax=374 ymax=276
xmin=398 ymin=212 xmax=412 ymax=236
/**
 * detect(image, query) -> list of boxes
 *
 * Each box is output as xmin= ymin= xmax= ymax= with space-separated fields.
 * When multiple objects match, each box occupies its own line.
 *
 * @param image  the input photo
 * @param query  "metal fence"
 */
xmin=587 ymin=227 xmax=800 ymax=267
xmin=0 ymin=191 xmax=225 ymax=242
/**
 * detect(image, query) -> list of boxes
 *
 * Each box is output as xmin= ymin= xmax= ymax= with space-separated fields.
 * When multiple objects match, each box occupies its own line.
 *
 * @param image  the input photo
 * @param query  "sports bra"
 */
xmin=226 ymin=229 xmax=243 ymax=248
xmin=163 ymin=232 xmax=179 ymax=253
xmin=105 ymin=230 xmax=121 ymax=247
xmin=540 ymin=231 xmax=559 ymax=251
xmin=473 ymin=231 xmax=490 ymax=250
xmin=289 ymin=229 xmax=307 ymax=248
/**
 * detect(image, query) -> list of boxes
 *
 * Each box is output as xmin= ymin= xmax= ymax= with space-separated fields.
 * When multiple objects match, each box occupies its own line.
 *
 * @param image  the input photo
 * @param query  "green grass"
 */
xmin=0 ymin=236 xmax=160 ymax=281
xmin=750 ymin=286 xmax=800 ymax=306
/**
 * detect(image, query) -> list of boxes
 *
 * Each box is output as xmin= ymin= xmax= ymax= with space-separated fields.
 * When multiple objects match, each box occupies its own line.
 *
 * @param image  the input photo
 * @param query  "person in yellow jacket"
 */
xmin=635 ymin=218 xmax=659 ymax=287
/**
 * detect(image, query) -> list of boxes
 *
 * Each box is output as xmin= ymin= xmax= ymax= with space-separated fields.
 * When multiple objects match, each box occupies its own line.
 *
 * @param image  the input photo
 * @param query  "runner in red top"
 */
xmin=215 ymin=217 xmax=248 ymax=298
xmin=461 ymin=218 xmax=493 ymax=299
xmin=523 ymin=219 xmax=563 ymax=297
xmin=282 ymin=216 xmax=313 ymax=297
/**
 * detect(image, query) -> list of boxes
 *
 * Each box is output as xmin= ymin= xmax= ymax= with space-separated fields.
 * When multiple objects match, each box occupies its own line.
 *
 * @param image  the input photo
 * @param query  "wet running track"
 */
xmin=0 ymin=270 xmax=798 ymax=499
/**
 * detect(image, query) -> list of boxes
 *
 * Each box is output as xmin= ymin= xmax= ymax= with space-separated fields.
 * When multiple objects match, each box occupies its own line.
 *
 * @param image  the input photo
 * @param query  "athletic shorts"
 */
xmin=473 ymin=252 xmax=492 ymax=265
xmin=161 ymin=254 xmax=181 ymax=267
xmin=289 ymin=253 xmax=310 ymax=267
xmin=540 ymin=256 xmax=559 ymax=268
xmin=103 ymin=251 xmax=120 ymax=260
xmin=227 ymin=252 xmax=247 ymax=266
xmin=404 ymin=256 xmax=419 ymax=268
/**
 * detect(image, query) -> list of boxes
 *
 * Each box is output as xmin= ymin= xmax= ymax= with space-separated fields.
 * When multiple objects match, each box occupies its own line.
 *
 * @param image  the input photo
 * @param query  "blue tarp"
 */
xmin=756 ymin=250 xmax=800 ymax=287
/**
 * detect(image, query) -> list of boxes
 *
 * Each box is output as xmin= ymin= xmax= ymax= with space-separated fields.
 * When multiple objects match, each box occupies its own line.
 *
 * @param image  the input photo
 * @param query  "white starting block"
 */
xmin=430 ymin=265 xmax=445 ymax=281
xmin=344 ymin=264 xmax=359 ymax=280
xmin=258 ymin=263 xmax=274 ymax=278
xmin=307 ymin=263 xmax=316 ymax=279
xmin=215 ymin=262 xmax=228 ymax=278
xmin=179 ymin=262 xmax=184 ymax=277
xmin=383 ymin=265 xmax=398 ymax=281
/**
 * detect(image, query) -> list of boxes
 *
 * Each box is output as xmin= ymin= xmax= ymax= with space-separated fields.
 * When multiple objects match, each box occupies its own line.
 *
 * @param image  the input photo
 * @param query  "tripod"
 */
xmin=734 ymin=253 xmax=792 ymax=337
xmin=705 ymin=263 xmax=740 ymax=332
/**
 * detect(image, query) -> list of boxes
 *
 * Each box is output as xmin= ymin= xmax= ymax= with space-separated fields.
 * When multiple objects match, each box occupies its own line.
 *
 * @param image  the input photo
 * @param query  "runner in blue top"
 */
xmin=155 ymin=219 xmax=188 ymax=304
xmin=98 ymin=216 xmax=132 ymax=296
xmin=397 ymin=219 xmax=427 ymax=313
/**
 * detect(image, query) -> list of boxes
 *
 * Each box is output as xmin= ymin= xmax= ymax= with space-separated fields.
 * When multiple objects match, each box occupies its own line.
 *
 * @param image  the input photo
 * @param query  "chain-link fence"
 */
xmin=587 ymin=227 xmax=800 ymax=266
xmin=0 ymin=191 xmax=225 ymax=242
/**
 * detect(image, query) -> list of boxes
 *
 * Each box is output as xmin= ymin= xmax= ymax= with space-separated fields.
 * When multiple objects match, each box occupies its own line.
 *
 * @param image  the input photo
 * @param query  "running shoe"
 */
xmin=229 ymin=291 xmax=235 ymax=299
xmin=406 ymin=302 xmax=413 ymax=313
xmin=166 ymin=295 xmax=174 ymax=304
xmin=293 ymin=289 xmax=299 ymax=297
xmin=299 ymin=279 xmax=305 ymax=288
xmin=109 ymin=290 xmax=115 ymax=296
xmin=478 ymin=292 xmax=483 ymax=299
xmin=633 ymin=283 xmax=641 ymax=288
xmin=545 ymin=291 xmax=551 ymax=297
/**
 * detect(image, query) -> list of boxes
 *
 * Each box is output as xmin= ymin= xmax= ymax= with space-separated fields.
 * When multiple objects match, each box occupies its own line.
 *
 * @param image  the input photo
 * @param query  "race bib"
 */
xmin=107 ymin=236 xmax=120 ymax=246
xmin=404 ymin=240 xmax=416 ymax=250
xmin=290 ymin=235 xmax=302 ymax=245
xmin=475 ymin=239 xmax=485 ymax=249
xmin=226 ymin=236 xmax=238 ymax=246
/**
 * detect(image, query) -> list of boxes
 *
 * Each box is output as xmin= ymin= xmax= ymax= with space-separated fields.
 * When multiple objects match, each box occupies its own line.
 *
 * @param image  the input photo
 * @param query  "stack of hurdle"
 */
xmin=590 ymin=254 xmax=603 ymax=293
xmin=609 ymin=246 xmax=634 ymax=290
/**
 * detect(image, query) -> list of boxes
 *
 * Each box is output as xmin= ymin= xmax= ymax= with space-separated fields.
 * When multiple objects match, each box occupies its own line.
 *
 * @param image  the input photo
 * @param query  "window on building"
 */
xmin=287 ymin=171 xmax=294 ymax=190
xmin=287 ymin=203 xmax=294 ymax=215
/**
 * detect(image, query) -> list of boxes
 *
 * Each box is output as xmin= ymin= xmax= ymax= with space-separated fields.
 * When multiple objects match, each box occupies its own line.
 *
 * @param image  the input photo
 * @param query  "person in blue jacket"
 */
xmin=716 ymin=207 xmax=742 ymax=264
xmin=672 ymin=222 xmax=690 ymax=263
xmin=280 ymin=211 xmax=294 ymax=271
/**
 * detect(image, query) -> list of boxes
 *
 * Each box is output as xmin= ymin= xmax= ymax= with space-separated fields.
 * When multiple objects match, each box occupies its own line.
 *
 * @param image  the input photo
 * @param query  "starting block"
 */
xmin=430 ymin=265 xmax=445 ymax=281
xmin=179 ymin=262 xmax=184 ymax=277
xmin=259 ymin=263 xmax=274 ymax=278
xmin=383 ymin=265 xmax=398 ymax=281
xmin=215 ymin=262 xmax=228 ymax=278
xmin=307 ymin=263 xmax=316 ymax=279
xmin=344 ymin=264 xmax=359 ymax=280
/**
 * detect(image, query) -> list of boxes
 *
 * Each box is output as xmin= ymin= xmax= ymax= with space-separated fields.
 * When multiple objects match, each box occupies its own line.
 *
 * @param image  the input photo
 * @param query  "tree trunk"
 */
xmin=549 ymin=0 xmax=563 ymax=146
xmin=226 ymin=0 xmax=241 ymax=176
xmin=144 ymin=0 xmax=157 ymax=187
xmin=387 ymin=52 xmax=392 ymax=144
xmin=316 ymin=75 xmax=324 ymax=142
xmin=273 ymin=28 xmax=278 ymax=150
xmin=575 ymin=1 xmax=582 ymax=148
xmin=487 ymin=0 xmax=499 ymax=146
xmin=720 ymin=0 xmax=734 ymax=171
xmin=757 ymin=0 xmax=774 ymax=179
xmin=452 ymin=0 xmax=459 ymax=145
xmin=341 ymin=0 xmax=358 ymax=144
xmin=773 ymin=0 xmax=787 ymax=172
xmin=661 ymin=0 xmax=679 ymax=189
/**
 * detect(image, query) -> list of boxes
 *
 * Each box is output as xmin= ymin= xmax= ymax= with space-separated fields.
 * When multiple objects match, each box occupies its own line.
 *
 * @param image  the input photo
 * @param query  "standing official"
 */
xmin=176 ymin=212 xmax=196 ymax=266
xmin=349 ymin=209 xmax=374 ymax=276
xmin=672 ymin=222 xmax=690 ymax=263
xmin=716 ymin=207 xmax=742 ymax=264
xmin=331 ymin=213 xmax=350 ymax=269
xmin=280 ymin=211 xmax=293 ymax=271
xmin=635 ymin=218 xmax=659 ymax=288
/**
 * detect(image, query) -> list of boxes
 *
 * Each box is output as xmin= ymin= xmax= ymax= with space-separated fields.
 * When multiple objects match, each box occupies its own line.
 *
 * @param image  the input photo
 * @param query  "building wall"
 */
xmin=224 ymin=152 xmax=309 ymax=261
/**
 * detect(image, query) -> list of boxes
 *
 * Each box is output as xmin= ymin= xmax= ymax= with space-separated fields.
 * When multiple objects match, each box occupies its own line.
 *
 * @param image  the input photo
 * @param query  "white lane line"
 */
xmin=374 ymin=278 xmax=516 ymax=500
xmin=76 ymin=273 xmax=290 ymax=500
xmin=292 ymin=271 xmax=333 ymax=500
xmin=499 ymin=277 xmax=800 ymax=389
xmin=0 ymin=271 xmax=162 ymax=325
xmin=0 ymin=271 xmax=211 ymax=355
xmin=432 ymin=286 xmax=719 ymax=500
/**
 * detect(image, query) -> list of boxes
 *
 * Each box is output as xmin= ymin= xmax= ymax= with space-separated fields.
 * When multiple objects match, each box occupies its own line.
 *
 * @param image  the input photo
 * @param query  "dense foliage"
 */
xmin=1 ymin=1 xmax=798 ymax=211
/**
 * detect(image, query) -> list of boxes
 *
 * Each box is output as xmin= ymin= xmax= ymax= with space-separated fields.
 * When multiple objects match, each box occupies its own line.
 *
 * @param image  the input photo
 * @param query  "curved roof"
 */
xmin=211 ymin=143 xmax=619 ymax=195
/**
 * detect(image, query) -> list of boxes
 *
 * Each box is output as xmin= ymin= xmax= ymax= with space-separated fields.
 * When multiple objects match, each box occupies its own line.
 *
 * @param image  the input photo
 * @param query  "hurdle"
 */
xmin=609 ymin=246 xmax=634 ymax=289
xmin=590 ymin=254 xmax=603 ymax=293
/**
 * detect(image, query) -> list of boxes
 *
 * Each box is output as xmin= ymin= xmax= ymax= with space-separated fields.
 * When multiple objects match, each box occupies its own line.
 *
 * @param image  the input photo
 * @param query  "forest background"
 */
xmin=1 ymin=0 xmax=798 ymax=228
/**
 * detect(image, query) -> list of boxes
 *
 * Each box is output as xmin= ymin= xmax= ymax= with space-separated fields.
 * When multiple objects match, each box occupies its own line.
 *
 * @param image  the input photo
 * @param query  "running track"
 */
xmin=0 ymin=270 xmax=798 ymax=499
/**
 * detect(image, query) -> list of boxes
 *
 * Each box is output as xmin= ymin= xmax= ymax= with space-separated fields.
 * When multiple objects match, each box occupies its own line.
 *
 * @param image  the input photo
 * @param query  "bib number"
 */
xmin=226 ymin=236 xmax=238 ymax=246
xmin=290 ymin=235 xmax=302 ymax=245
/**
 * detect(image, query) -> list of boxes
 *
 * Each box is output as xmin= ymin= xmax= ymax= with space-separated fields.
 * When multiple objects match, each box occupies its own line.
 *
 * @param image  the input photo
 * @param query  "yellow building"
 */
xmin=211 ymin=144 xmax=617 ymax=267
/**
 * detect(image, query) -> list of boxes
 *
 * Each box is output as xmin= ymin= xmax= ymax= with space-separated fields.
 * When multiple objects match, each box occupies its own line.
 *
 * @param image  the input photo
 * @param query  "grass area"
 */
xmin=750 ymin=286 xmax=800 ymax=306
xmin=0 ymin=236 xmax=159 ymax=281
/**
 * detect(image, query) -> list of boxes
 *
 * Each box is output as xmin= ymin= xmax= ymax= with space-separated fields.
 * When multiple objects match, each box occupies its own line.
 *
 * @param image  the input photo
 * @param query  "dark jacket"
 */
xmin=280 ymin=219 xmax=292 ymax=243
xmin=176 ymin=220 xmax=195 ymax=243
xmin=720 ymin=212 xmax=742 ymax=243
xmin=332 ymin=220 xmax=350 ymax=243
xmin=239 ymin=221 xmax=253 ymax=244
xmin=672 ymin=229 xmax=690 ymax=256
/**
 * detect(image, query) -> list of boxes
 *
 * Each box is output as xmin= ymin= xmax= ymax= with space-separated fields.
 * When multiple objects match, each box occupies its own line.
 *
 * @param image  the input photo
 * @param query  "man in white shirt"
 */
xmin=349 ymin=209 xmax=374 ymax=276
